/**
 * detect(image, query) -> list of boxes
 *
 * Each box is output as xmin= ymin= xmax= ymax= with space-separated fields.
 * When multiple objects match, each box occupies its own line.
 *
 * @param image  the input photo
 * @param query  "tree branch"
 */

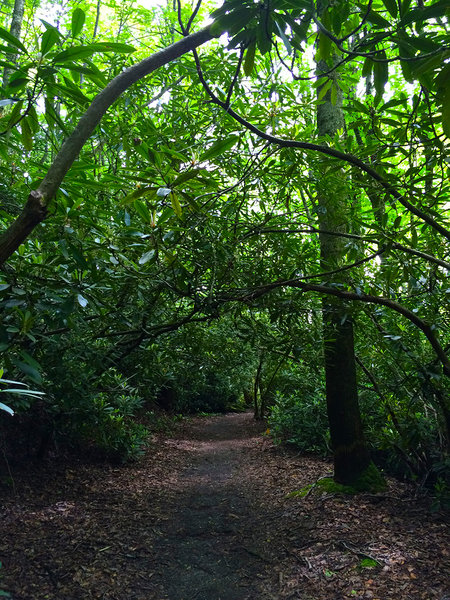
xmin=220 ymin=280 xmax=450 ymax=376
xmin=202 ymin=94 xmax=450 ymax=241
xmin=0 ymin=25 xmax=217 ymax=265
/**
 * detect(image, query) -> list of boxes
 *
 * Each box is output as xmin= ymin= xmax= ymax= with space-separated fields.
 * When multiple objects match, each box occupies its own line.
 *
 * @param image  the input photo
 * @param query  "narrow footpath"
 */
xmin=1 ymin=412 xmax=448 ymax=599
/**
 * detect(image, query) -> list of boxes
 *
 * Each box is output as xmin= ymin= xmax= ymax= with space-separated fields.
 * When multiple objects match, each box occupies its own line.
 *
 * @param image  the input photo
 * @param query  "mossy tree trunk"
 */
xmin=316 ymin=59 xmax=372 ymax=485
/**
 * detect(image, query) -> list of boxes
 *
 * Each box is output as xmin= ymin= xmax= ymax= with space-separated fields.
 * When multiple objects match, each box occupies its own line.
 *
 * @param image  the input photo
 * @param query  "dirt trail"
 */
xmin=1 ymin=412 xmax=449 ymax=600
xmin=152 ymin=413 xmax=270 ymax=599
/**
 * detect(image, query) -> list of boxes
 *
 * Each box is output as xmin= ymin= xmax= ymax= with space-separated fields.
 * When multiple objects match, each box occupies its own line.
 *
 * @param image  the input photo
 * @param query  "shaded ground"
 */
xmin=0 ymin=412 xmax=449 ymax=599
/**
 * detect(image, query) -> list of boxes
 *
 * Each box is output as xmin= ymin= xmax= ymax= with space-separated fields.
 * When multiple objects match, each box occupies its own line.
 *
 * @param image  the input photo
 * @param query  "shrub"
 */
xmin=268 ymin=391 xmax=329 ymax=453
xmin=79 ymin=392 xmax=148 ymax=462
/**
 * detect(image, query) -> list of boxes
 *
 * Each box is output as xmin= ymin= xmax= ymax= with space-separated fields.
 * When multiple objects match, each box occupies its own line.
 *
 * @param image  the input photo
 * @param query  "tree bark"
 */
xmin=3 ymin=0 xmax=25 ymax=86
xmin=316 ymin=59 xmax=371 ymax=485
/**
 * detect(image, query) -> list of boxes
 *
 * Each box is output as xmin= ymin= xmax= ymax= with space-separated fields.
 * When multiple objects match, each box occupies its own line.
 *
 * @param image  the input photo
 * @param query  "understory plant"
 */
xmin=269 ymin=391 xmax=329 ymax=453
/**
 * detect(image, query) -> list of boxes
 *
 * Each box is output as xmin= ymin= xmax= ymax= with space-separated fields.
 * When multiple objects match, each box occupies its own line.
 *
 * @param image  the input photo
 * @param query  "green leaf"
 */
xmin=180 ymin=191 xmax=201 ymax=212
xmin=0 ymin=27 xmax=27 ymax=53
xmin=351 ymin=99 xmax=370 ymax=115
xmin=20 ymin=351 xmax=41 ymax=372
xmin=90 ymin=42 xmax=136 ymax=53
xmin=330 ymin=82 xmax=337 ymax=105
xmin=373 ymin=51 xmax=388 ymax=103
xmin=12 ymin=359 xmax=42 ymax=384
xmin=123 ymin=186 xmax=156 ymax=204
xmin=366 ymin=10 xmax=391 ymax=28
xmin=312 ymin=76 xmax=329 ymax=88
xmin=53 ymin=42 xmax=135 ymax=64
xmin=20 ymin=117 xmax=33 ymax=151
xmin=133 ymin=199 xmax=152 ymax=223
xmin=401 ymin=0 xmax=449 ymax=25
xmin=27 ymin=106 xmax=40 ymax=134
xmin=275 ymin=20 xmax=292 ymax=55
xmin=359 ymin=558 xmax=379 ymax=568
xmin=61 ymin=63 xmax=107 ymax=87
xmin=41 ymin=27 xmax=60 ymax=55
xmin=362 ymin=57 xmax=373 ymax=78
xmin=407 ymin=35 xmax=441 ymax=53
xmin=317 ymin=79 xmax=332 ymax=102
xmin=290 ymin=17 xmax=311 ymax=43
xmin=381 ymin=97 xmax=407 ymax=110
xmin=139 ymin=249 xmax=156 ymax=265
xmin=382 ymin=0 xmax=398 ymax=17
xmin=216 ymin=7 xmax=255 ymax=35
xmin=434 ymin=62 xmax=450 ymax=89
xmin=411 ymin=52 xmax=446 ymax=77
xmin=45 ymin=98 xmax=69 ymax=134
xmin=53 ymin=46 xmax=98 ymax=63
xmin=442 ymin=86 xmax=450 ymax=137
xmin=0 ymin=402 xmax=14 ymax=416
xmin=318 ymin=31 xmax=332 ymax=62
xmin=227 ymin=29 xmax=253 ymax=50
xmin=170 ymin=191 xmax=182 ymax=218
xmin=199 ymin=135 xmax=239 ymax=162
xmin=400 ymin=57 xmax=413 ymax=82
xmin=172 ymin=169 xmax=200 ymax=187
xmin=7 ymin=70 xmax=28 ymax=90
xmin=71 ymin=8 xmax=86 ymax=38
xmin=244 ymin=41 xmax=256 ymax=76
xmin=399 ymin=0 xmax=413 ymax=17
xmin=256 ymin=24 xmax=272 ymax=55
xmin=6 ymin=99 xmax=23 ymax=129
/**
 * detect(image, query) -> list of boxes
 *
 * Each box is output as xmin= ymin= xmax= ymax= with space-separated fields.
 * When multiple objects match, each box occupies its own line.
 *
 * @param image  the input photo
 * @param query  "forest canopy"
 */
xmin=0 ymin=0 xmax=449 ymax=493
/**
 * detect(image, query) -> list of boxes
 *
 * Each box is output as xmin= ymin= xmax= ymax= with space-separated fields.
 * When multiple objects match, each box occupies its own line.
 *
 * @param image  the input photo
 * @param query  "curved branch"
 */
xmin=243 ymin=227 xmax=450 ymax=270
xmin=0 ymin=25 xmax=217 ymax=265
xmin=339 ymin=0 xmax=373 ymax=43
xmin=197 ymin=84 xmax=450 ymax=241
xmin=312 ymin=12 xmax=450 ymax=62
xmin=222 ymin=280 xmax=450 ymax=376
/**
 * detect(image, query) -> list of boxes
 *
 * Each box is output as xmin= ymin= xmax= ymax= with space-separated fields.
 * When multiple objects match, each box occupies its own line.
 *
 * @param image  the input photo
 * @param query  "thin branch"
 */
xmin=219 ymin=281 xmax=450 ymax=376
xmin=192 ymin=66 xmax=450 ymax=241
xmin=186 ymin=0 xmax=203 ymax=35
xmin=242 ymin=227 xmax=450 ymax=270
xmin=312 ymin=11 xmax=450 ymax=62
xmin=225 ymin=46 xmax=245 ymax=108
xmin=339 ymin=1 xmax=373 ymax=43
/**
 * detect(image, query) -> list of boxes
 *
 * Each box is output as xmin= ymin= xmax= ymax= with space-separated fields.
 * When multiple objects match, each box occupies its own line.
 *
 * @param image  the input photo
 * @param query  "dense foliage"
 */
xmin=0 ymin=0 xmax=448 ymax=495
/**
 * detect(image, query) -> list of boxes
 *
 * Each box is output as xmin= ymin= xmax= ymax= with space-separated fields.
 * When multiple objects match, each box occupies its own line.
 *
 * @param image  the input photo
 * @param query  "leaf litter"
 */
xmin=0 ymin=412 xmax=448 ymax=599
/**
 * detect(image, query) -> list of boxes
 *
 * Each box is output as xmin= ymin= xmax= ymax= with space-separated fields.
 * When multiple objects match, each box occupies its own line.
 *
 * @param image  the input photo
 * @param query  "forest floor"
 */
xmin=0 ymin=412 xmax=449 ymax=600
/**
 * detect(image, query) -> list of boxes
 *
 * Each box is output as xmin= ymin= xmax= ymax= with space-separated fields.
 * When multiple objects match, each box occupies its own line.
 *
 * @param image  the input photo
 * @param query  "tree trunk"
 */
xmin=322 ymin=310 xmax=371 ymax=483
xmin=253 ymin=356 xmax=264 ymax=419
xmin=316 ymin=59 xmax=372 ymax=485
xmin=3 ymin=0 xmax=25 ymax=86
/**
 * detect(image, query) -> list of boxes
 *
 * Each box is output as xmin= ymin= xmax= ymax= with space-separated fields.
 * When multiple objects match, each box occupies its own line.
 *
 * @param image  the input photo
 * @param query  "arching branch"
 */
xmin=220 ymin=280 xmax=450 ymax=377
xmin=0 ymin=25 xmax=217 ymax=265
xmin=191 ymin=53 xmax=450 ymax=242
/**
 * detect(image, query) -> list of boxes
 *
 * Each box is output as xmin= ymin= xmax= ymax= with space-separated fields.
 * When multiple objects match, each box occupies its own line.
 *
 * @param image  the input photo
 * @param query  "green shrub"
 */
xmin=79 ymin=392 xmax=148 ymax=462
xmin=38 ymin=368 xmax=149 ymax=462
xmin=268 ymin=391 xmax=329 ymax=453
